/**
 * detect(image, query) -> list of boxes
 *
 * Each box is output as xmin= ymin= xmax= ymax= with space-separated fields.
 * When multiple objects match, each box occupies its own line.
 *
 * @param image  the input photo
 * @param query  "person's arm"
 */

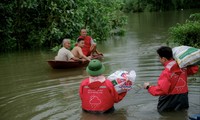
xmin=90 ymin=38 xmax=96 ymax=51
xmin=187 ymin=65 xmax=199 ymax=75
xmin=77 ymin=47 xmax=91 ymax=61
xmin=90 ymin=39 xmax=102 ymax=55
xmin=90 ymin=38 xmax=96 ymax=45
xmin=115 ymin=92 xmax=127 ymax=103
xmin=71 ymin=57 xmax=85 ymax=62
xmin=144 ymin=71 xmax=171 ymax=96
xmin=70 ymin=47 xmax=86 ymax=62
xmin=67 ymin=51 xmax=75 ymax=61
xmin=106 ymin=80 xmax=127 ymax=103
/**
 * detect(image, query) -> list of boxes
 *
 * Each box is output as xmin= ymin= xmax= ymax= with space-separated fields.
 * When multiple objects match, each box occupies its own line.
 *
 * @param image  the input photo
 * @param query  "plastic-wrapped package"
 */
xmin=107 ymin=70 xmax=136 ymax=94
xmin=172 ymin=46 xmax=200 ymax=68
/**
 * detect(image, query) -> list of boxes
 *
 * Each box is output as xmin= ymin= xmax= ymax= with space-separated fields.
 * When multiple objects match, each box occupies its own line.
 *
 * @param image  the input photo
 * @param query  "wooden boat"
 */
xmin=47 ymin=54 xmax=103 ymax=69
xmin=47 ymin=60 xmax=89 ymax=69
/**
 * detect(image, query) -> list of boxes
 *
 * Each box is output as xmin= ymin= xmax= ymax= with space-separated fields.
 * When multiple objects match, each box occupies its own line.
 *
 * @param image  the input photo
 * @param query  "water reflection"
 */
xmin=159 ymin=110 xmax=189 ymax=120
xmin=80 ymin=109 xmax=126 ymax=120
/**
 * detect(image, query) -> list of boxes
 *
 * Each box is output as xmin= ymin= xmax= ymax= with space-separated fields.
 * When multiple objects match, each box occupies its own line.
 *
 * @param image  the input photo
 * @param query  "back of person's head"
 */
xmin=157 ymin=46 xmax=173 ymax=60
xmin=62 ymin=39 xmax=70 ymax=46
xmin=86 ymin=59 xmax=105 ymax=76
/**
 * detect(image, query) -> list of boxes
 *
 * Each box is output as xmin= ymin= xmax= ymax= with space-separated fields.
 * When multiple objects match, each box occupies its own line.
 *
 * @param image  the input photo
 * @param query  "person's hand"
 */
xmin=143 ymin=82 xmax=150 ymax=89
xmin=81 ymin=59 xmax=86 ymax=62
xmin=87 ymin=57 xmax=91 ymax=61
xmin=69 ymin=58 xmax=76 ymax=62
xmin=88 ymin=56 xmax=92 ymax=59
xmin=88 ymin=58 xmax=91 ymax=61
xmin=96 ymin=51 xmax=103 ymax=56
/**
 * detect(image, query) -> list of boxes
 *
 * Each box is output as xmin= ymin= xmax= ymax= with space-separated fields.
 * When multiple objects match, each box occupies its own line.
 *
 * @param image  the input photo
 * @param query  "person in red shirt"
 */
xmin=79 ymin=59 xmax=126 ymax=113
xmin=144 ymin=46 xmax=199 ymax=113
xmin=78 ymin=28 xmax=102 ymax=56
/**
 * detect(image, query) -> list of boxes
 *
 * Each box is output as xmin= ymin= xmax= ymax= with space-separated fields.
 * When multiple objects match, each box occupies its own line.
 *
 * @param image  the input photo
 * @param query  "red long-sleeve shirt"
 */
xmin=79 ymin=77 xmax=126 ymax=112
xmin=148 ymin=60 xmax=199 ymax=96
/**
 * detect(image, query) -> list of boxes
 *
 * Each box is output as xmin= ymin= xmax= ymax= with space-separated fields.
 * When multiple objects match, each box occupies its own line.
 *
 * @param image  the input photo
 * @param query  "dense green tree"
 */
xmin=0 ymin=0 xmax=126 ymax=52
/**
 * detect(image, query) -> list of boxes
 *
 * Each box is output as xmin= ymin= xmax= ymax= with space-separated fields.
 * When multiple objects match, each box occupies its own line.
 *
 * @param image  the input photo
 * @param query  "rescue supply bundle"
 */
xmin=107 ymin=70 xmax=136 ymax=93
xmin=172 ymin=46 xmax=200 ymax=68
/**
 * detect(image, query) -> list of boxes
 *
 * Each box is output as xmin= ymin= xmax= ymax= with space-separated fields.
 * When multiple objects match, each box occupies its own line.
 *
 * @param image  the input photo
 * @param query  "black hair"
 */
xmin=157 ymin=46 xmax=173 ymax=60
xmin=77 ymin=38 xmax=84 ymax=43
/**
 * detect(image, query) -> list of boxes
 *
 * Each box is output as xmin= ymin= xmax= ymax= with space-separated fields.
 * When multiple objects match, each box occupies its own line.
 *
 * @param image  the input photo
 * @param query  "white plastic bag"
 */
xmin=172 ymin=46 xmax=200 ymax=68
xmin=107 ymin=70 xmax=136 ymax=94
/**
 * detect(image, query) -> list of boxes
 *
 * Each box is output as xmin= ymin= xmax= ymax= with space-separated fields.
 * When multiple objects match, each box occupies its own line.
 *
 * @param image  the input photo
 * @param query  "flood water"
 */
xmin=0 ymin=10 xmax=200 ymax=120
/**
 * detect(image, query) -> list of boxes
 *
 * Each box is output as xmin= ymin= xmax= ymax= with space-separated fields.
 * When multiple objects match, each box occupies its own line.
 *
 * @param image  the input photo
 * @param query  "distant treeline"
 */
xmin=123 ymin=0 xmax=200 ymax=12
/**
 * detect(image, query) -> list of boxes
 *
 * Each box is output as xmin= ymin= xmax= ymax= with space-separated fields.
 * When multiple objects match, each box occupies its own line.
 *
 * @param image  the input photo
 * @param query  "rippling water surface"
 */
xmin=0 ymin=10 xmax=200 ymax=120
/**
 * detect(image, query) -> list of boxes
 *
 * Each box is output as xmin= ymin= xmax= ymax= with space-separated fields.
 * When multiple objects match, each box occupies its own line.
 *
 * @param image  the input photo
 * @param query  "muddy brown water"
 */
xmin=0 ymin=9 xmax=200 ymax=120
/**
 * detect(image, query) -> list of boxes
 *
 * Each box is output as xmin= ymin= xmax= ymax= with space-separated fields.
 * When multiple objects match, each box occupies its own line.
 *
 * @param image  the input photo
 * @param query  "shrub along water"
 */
xmin=169 ymin=13 xmax=200 ymax=48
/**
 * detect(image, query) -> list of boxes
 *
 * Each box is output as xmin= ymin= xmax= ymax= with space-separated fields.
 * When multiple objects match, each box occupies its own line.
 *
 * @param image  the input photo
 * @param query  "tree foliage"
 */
xmin=169 ymin=13 xmax=200 ymax=48
xmin=0 ymin=0 xmax=126 ymax=52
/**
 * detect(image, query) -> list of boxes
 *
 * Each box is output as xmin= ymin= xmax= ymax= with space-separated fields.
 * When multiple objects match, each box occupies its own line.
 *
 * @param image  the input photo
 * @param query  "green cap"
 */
xmin=86 ymin=59 xmax=105 ymax=76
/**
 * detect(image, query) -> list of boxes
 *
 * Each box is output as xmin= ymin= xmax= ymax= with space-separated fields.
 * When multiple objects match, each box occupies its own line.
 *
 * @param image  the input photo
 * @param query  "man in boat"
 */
xmin=71 ymin=38 xmax=91 ymax=61
xmin=78 ymin=28 xmax=102 ymax=57
xmin=55 ymin=39 xmax=83 ymax=61
xmin=143 ymin=46 xmax=199 ymax=113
